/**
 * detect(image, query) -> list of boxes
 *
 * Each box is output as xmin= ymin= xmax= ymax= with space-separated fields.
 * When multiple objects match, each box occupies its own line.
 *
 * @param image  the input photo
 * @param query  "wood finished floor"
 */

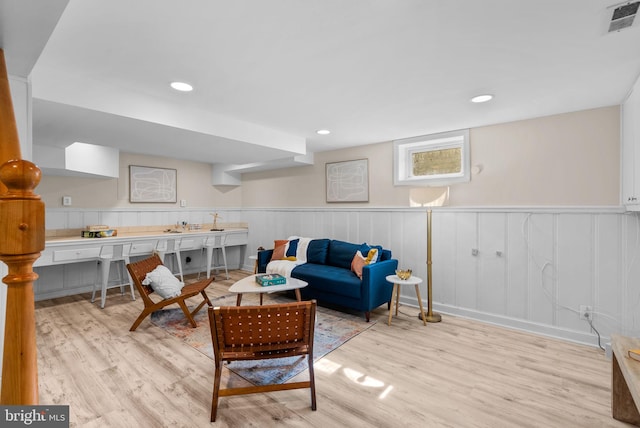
xmin=34 ymin=269 xmax=625 ymax=427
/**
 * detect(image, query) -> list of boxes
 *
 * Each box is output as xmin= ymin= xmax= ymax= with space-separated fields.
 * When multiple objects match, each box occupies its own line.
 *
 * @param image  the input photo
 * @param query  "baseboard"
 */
xmin=399 ymin=295 xmax=606 ymax=349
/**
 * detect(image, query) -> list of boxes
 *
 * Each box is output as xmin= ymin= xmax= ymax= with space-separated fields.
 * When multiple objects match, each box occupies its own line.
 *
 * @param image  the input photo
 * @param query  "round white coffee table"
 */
xmin=229 ymin=274 xmax=308 ymax=306
xmin=385 ymin=274 xmax=427 ymax=326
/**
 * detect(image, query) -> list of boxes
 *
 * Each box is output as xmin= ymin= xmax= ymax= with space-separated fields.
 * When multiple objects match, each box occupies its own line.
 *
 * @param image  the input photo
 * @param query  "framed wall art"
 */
xmin=326 ymin=159 xmax=369 ymax=203
xmin=129 ymin=165 xmax=177 ymax=203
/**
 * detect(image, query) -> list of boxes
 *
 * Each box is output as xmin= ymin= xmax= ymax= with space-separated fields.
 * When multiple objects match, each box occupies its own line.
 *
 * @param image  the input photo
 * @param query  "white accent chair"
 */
xmin=92 ymin=242 xmax=135 ymax=309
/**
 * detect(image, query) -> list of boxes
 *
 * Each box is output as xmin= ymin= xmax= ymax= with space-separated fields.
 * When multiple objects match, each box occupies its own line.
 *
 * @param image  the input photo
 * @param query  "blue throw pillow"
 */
xmin=286 ymin=239 xmax=299 ymax=257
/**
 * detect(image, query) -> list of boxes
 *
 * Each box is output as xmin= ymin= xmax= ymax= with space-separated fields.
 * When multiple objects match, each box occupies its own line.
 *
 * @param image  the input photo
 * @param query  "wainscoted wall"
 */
xmin=243 ymin=206 xmax=640 ymax=348
xmin=44 ymin=207 xmax=246 ymax=232
xmin=27 ymin=205 xmax=640 ymax=349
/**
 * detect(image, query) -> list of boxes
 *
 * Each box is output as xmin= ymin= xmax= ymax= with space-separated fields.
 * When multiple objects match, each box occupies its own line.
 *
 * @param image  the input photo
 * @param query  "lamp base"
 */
xmin=419 ymin=311 xmax=442 ymax=323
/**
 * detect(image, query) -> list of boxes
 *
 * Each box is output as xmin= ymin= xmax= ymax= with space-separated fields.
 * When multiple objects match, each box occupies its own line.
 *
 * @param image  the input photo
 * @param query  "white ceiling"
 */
xmin=2 ymin=0 xmax=640 ymax=171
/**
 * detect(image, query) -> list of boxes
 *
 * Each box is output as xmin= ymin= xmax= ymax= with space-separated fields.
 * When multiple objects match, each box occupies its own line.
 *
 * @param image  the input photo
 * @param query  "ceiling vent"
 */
xmin=608 ymin=1 xmax=640 ymax=32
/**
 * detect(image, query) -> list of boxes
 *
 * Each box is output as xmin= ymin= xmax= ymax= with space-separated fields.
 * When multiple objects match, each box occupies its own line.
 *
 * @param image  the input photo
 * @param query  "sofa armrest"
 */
xmin=257 ymin=249 xmax=273 ymax=273
xmin=361 ymin=258 xmax=398 ymax=309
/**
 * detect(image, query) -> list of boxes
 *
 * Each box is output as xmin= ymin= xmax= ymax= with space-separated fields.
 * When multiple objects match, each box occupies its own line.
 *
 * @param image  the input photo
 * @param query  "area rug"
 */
xmin=150 ymin=294 xmax=376 ymax=386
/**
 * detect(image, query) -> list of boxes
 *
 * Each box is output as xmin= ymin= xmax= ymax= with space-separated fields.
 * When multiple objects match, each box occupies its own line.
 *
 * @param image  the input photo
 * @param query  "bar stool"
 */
xmin=155 ymin=237 xmax=184 ymax=282
xmin=200 ymin=234 xmax=228 ymax=279
xmin=92 ymin=242 xmax=135 ymax=309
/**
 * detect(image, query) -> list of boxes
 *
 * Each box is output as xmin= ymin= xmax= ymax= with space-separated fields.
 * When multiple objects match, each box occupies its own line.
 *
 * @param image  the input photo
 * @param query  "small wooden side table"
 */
xmin=386 ymin=274 xmax=427 ymax=326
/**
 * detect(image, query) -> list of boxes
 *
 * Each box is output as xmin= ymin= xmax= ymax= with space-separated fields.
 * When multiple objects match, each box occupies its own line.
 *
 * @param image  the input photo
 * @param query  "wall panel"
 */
xmin=477 ymin=213 xmax=507 ymax=315
xmin=526 ymin=213 xmax=556 ymax=326
xmin=453 ymin=213 xmax=479 ymax=310
xmin=505 ymin=213 xmax=530 ymax=319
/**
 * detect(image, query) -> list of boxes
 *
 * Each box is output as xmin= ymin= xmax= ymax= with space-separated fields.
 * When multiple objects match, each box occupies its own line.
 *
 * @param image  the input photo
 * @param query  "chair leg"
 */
xmin=197 ymin=248 xmax=205 ymax=280
xmin=91 ymin=262 xmax=99 ymax=303
xmin=178 ymin=300 xmax=198 ymax=328
xmin=99 ymin=259 xmax=111 ymax=309
xmin=129 ymin=308 xmax=153 ymax=331
xmin=211 ymin=362 xmax=223 ymax=422
xmin=220 ymin=247 xmax=229 ymax=280
xmin=191 ymin=299 xmax=208 ymax=318
xmin=201 ymin=290 xmax=213 ymax=307
xmin=174 ymin=250 xmax=184 ymax=282
xmin=308 ymin=352 xmax=317 ymax=411
xmin=206 ymin=246 xmax=214 ymax=279
xmin=124 ymin=256 xmax=135 ymax=301
xmin=118 ymin=260 xmax=126 ymax=295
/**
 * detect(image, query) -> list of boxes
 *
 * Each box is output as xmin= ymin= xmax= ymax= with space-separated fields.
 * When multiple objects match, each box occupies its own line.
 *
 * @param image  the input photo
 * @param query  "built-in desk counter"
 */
xmin=33 ymin=228 xmax=248 ymax=301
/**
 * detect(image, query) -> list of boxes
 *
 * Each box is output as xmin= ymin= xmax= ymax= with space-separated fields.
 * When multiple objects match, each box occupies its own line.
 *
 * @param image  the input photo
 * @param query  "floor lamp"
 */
xmin=419 ymin=209 xmax=441 ymax=322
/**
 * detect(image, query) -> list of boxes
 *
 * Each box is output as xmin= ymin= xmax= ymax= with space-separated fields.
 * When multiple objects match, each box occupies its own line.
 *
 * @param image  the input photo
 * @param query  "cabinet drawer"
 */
xmin=226 ymin=232 xmax=248 ymax=246
xmin=179 ymin=239 xmax=197 ymax=250
xmin=53 ymin=247 xmax=100 ymax=262
xmin=130 ymin=242 xmax=155 ymax=255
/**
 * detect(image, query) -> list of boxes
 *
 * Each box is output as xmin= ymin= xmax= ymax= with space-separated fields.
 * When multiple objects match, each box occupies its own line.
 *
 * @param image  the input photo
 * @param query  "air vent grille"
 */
xmin=608 ymin=1 xmax=640 ymax=32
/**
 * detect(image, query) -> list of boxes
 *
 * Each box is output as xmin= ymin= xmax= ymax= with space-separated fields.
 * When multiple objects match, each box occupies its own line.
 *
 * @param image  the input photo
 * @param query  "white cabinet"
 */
xmin=622 ymin=77 xmax=640 ymax=210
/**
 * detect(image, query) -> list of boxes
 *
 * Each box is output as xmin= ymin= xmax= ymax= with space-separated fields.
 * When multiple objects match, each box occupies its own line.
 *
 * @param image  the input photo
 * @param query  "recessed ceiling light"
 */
xmin=316 ymin=129 xmax=331 ymax=135
xmin=471 ymin=94 xmax=493 ymax=103
xmin=170 ymin=81 xmax=193 ymax=92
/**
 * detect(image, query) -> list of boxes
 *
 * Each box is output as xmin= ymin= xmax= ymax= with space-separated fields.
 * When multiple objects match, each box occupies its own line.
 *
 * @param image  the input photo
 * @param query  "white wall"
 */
xmin=36 ymin=151 xmax=243 ymax=209
xmin=242 ymin=106 xmax=620 ymax=208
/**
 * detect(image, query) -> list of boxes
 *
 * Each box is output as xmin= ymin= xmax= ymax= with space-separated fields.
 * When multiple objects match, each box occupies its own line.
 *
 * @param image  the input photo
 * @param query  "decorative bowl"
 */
xmin=396 ymin=269 xmax=412 ymax=280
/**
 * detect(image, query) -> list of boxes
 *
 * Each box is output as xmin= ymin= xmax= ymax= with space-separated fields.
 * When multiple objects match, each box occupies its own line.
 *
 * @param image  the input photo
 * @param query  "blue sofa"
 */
xmin=257 ymin=238 xmax=398 ymax=321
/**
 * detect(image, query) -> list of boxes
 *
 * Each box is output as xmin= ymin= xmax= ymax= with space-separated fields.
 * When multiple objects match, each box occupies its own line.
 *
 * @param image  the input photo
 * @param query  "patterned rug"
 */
xmin=150 ymin=293 xmax=376 ymax=386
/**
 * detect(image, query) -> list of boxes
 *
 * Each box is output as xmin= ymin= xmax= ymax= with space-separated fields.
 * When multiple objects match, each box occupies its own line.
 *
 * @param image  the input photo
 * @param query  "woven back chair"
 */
xmin=208 ymin=300 xmax=317 ymax=422
xmin=126 ymin=253 xmax=213 ymax=331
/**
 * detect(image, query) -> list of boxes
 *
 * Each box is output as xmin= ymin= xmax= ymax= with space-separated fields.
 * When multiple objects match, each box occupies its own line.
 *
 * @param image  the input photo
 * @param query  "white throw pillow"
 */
xmin=142 ymin=265 xmax=184 ymax=299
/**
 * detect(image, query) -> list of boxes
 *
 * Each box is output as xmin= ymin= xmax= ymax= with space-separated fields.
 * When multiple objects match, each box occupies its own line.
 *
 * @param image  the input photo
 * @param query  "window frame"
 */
xmin=393 ymin=129 xmax=470 ymax=186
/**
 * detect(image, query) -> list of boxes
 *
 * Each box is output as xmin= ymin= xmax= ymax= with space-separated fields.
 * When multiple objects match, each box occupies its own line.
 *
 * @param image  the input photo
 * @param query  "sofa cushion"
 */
xmin=307 ymin=239 xmax=330 ymax=264
xmin=292 ymin=263 xmax=362 ymax=299
xmin=327 ymin=240 xmax=360 ymax=269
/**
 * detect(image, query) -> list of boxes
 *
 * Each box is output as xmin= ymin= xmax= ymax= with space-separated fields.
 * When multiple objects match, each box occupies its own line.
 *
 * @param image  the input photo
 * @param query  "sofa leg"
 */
xmin=365 ymin=311 xmax=370 ymax=322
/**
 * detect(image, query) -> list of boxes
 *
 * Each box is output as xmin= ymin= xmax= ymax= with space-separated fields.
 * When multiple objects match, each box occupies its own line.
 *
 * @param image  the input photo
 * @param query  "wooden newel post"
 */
xmin=0 ymin=48 xmax=45 ymax=404
xmin=0 ymin=160 xmax=44 ymax=405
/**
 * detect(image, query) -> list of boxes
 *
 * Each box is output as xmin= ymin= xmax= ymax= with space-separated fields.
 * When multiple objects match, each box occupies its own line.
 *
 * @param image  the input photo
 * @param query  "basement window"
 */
xmin=393 ymin=129 xmax=470 ymax=186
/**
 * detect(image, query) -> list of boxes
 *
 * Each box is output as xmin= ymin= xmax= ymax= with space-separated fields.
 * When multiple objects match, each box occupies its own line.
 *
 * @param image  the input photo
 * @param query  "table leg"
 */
xmin=236 ymin=293 xmax=242 ymax=306
xmin=388 ymin=284 xmax=398 ymax=326
xmin=395 ymin=285 xmax=400 ymax=316
xmin=260 ymin=293 xmax=263 ymax=305
xmin=295 ymin=288 xmax=302 ymax=302
xmin=613 ymin=352 xmax=640 ymax=424
xmin=415 ymin=284 xmax=427 ymax=326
